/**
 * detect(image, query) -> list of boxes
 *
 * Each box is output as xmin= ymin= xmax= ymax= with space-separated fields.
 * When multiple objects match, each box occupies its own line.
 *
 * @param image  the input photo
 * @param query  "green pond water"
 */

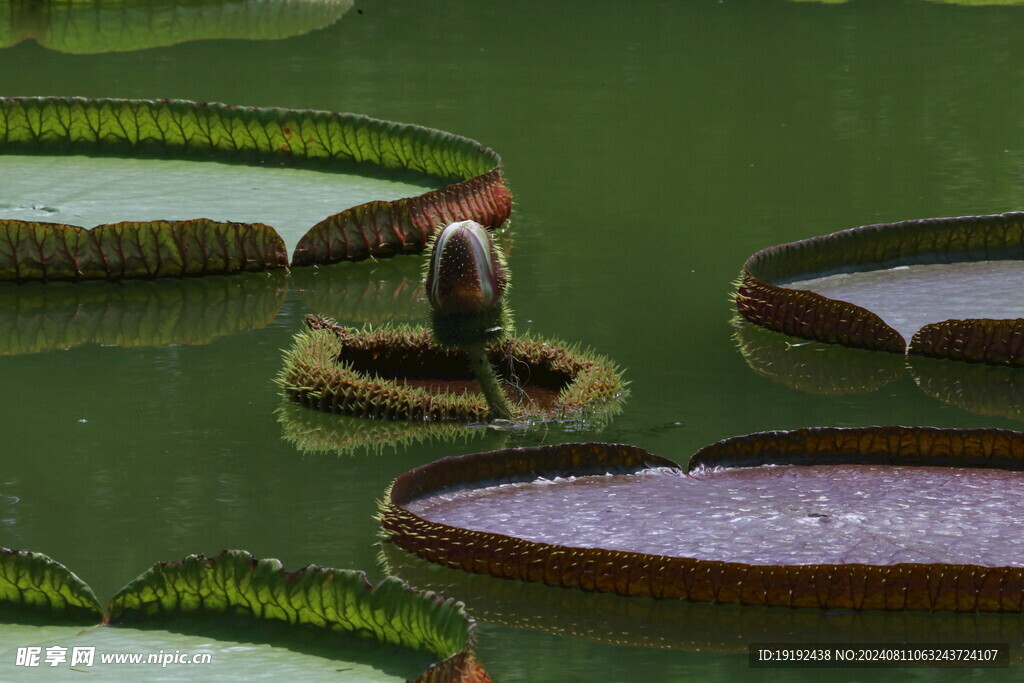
xmin=2 ymin=0 xmax=1024 ymax=680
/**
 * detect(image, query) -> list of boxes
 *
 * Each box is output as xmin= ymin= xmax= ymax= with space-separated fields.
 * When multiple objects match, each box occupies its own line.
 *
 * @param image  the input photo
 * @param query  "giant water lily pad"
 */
xmin=0 ymin=97 xmax=511 ymax=281
xmin=0 ymin=0 xmax=352 ymax=54
xmin=381 ymin=431 xmax=1024 ymax=611
xmin=0 ymin=548 xmax=486 ymax=682
xmin=735 ymin=212 xmax=1024 ymax=365
xmin=278 ymin=315 xmax=626 ymax=424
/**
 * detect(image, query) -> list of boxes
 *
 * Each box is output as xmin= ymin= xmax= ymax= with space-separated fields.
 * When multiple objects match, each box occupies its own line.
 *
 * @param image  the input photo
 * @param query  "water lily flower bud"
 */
xmin=426 ymin=221 xmax=507 ymax=314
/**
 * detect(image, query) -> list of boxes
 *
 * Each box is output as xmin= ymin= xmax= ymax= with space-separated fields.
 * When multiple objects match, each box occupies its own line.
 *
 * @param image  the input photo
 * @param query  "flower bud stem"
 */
xmin=466 ymin=343 xmax=514 ymax=421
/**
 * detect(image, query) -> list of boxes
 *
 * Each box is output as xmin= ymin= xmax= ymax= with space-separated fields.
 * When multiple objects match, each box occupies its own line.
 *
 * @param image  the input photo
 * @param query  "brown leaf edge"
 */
xmin=910 ymin=318 xmax=1024 ymax=366
xmin=736 ymin=211 xmax=1024 ymax=360
xmin=0 ymin=97 xmax=512 ymax=277
xmin=0 ymin=218 xmax=287 ymax=283
xmin=291 ymin=168 xmax=512 ymax=266
xmin=381 ymin=432 xmax=1024 ymax=611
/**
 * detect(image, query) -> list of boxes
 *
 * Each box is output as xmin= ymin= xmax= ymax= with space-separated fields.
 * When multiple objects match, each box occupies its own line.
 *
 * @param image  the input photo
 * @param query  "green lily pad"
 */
xmin=0 ymin=0 xmax=353 ymax=54
xmin=381 ymin=433 xmax=1024 ymax=611
xmin=0 ymin=548 xmax=102 ymax=624
xmin=0 ymin=97 xmax=511 ymax=280
xmin=0 ymin=154 xmax=433 ymax=256
xmin=0 ymin=549 xmax=485 ymax=681
xmin=736 ymin=211 xmax=1024 ymax=365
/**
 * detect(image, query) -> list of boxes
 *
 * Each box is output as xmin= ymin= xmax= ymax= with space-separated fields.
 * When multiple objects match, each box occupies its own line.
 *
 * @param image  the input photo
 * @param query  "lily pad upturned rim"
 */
xmin=0 ymin=96 xmax=511 ymax=281
xmin=277 ymin=314 xmax=627 ymax=423
xmin=380 ymin=430 xmax=1024 ymax=612
xmin=0 ymin=547 xmax=484 ymax=683
xmin=735 ymin=211 xmax=1024 ymax=366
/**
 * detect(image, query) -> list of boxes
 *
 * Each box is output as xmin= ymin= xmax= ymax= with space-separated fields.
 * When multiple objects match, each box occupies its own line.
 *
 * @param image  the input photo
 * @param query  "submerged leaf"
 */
xmin=0 ymin=548 xmax=102 ymax=624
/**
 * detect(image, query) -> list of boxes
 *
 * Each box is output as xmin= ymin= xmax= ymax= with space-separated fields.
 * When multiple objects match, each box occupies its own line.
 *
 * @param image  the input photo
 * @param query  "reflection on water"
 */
xmin=912 ymin=355 xmax=1024 ymax=423
xmin=0 ymin=273 xmax=287 ymax=353
xmin=0 ymin=261 xmax=443 ymax=355
xmin=0 ymin=0 xmax=352 ymax=54
xmin=290 ymin=258 xmax=429 ymax=325
xmin=733 ymin=321 xmax=904 ymax=395
xmin=8 ymin=0 xmax=1024 ymax=679
xmin=736 ymin=320 xmax=1024 ymax=424
xmin=276 ymin=402 xmax=500 ymax=457
xmin=382 ymin=542 xmax=1024 ymax=660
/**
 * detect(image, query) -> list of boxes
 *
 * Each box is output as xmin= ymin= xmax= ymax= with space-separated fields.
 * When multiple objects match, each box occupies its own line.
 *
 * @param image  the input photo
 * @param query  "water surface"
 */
xmin=4 ymin=0 xmax=1024 ymax=680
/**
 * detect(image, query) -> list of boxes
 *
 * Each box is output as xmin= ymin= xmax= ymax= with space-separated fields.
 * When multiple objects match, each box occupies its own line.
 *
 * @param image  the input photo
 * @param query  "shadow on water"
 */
xmin=381 ymin=542 xmax=1024 ymax=661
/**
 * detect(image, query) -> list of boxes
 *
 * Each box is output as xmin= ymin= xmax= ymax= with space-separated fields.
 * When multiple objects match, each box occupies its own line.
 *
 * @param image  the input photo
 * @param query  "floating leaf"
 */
xmin=277 ymin=315 xmax=626 ymax=423
xmin=0 ymin=217 xmax=286 ymax=282
xmin=381 ymin=432 xmax=1024 ymax=611
xmin=0 ymin=97 xmax=511 ymax=279
xmin=0 ymin=0 xmax=352 ymax=54
xmin=735 ymin=211 xmax=1024 ymax=364
xmin=0 ymin=547 xmax=485 ymax=680
xmin=0 ymin=548 xmax=102 ymax=624
xmin=108 ymin=550 xmax=483 ymax=682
